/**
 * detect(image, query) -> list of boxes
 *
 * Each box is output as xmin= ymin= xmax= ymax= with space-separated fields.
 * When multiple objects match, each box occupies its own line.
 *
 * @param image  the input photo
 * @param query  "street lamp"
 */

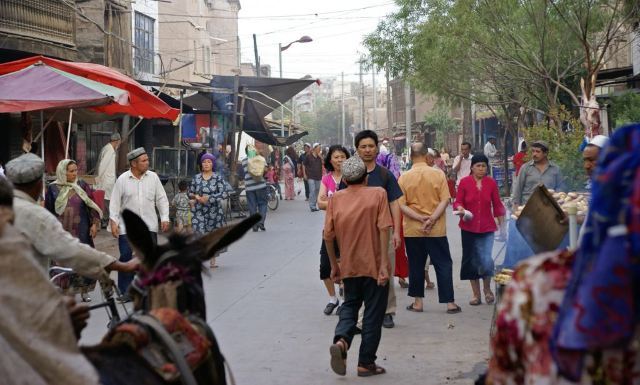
xmin=279 ymin=36 xmax=313 ymax=140
xmin=159 ymin=20 xmax=205 ymax=30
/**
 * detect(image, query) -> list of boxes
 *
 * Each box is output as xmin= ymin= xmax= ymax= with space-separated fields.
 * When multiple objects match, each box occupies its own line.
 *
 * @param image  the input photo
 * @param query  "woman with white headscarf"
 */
xmin=45 ymin=159 xmax=103 ymax=300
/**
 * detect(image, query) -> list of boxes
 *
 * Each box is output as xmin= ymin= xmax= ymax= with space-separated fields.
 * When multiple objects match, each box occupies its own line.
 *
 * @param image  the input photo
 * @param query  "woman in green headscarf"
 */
xmin=45 ymin=159 xmax=103 ymax=301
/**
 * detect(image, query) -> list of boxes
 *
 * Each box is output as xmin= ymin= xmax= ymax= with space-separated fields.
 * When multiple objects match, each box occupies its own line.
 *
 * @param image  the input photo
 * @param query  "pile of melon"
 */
xmin=510 ymin=189 xmax=589 ymax=220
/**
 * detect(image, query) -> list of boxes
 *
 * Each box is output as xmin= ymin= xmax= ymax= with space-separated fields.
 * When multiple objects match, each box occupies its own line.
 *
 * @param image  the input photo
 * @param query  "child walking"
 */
xmin=172 ymin=180 xmax=192 ymax=233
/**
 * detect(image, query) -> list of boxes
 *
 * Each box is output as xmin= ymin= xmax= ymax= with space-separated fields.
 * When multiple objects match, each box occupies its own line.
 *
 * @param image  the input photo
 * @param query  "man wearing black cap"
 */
xmin=511 ymin=140 xmax=564 ymax=209
xmin=109 ymin=147 xmax=170 ymax=295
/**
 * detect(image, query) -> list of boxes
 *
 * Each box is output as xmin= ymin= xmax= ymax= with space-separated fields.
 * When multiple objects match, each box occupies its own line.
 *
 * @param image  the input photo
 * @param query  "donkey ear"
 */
xmin=193 ymin=214 xmax=261 ymax=261
xmin=122 ymin=209 xmax=156 ymax=262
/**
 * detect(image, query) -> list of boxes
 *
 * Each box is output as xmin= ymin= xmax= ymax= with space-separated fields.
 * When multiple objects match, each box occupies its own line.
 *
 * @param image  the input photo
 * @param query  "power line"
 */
xmin=154 ymin=2 xmax=394 ymax=20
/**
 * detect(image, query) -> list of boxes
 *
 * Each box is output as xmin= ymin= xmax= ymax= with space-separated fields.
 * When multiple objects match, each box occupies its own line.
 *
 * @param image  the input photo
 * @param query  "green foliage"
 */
xmin=609 ymin=91 xmax=640 ymax=127
xmin=297 ymin=97 xmax=345 ymax=144
xmin=424 ymin=105 xmax=458 ymax=150
xmin=522 ymin=110 xmax=586 ymax=191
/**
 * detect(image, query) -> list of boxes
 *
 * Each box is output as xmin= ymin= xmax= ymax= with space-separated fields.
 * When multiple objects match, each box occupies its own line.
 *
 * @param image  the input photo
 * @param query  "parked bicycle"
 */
xmin=266 ymin=183 xmax=279 ymax=211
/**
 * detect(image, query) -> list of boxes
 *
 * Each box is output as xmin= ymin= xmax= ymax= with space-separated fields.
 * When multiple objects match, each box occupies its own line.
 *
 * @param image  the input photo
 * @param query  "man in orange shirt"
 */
xmin=398 ymin=143 xmax=461 ymax=314
xmin=324 ymin=156 xmax=393 ymax=378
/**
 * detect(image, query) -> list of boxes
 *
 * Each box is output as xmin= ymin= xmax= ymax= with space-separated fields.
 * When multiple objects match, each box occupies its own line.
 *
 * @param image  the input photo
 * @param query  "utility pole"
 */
xmin=359 ymin=60 xmax=365 ymax=130
xmin=341 ymin=71 xmax=345 ymax=146
xmin=385 ymin=64 xmax=392 ymax=141
xmin=253 ymin=34 xmax=260 ymax=77
xmin=372 ymin=68 xmax=378 ymax=132
xmin=404 ymin=80 xmax=411 ymax=155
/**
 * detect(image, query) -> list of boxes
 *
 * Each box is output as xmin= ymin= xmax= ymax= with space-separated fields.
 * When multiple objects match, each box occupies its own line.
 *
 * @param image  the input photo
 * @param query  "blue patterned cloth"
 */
xmin=551 ymin=123 xmax=640 ymax=381
xmin=189 ymin=173 xmax=228 ymax=235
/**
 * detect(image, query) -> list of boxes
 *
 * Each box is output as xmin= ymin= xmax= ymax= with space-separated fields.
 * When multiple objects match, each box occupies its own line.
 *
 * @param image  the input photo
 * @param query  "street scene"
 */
xmin=1 ymin=1 xmax=640 ymax=385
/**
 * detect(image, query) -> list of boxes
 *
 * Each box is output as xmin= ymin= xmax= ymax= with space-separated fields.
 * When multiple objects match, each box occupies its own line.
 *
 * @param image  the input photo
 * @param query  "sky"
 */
xmin=237 ymin=1 xmax=398 ymax=84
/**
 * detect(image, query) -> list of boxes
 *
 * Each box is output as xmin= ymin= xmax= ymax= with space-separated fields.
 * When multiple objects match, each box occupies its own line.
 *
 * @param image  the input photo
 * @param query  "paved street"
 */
xmin=82 ymin=181 xmax=500 ymax=384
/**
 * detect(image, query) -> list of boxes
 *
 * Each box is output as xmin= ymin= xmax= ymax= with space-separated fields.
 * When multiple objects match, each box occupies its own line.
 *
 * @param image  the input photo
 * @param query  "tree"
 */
xmin=609 ymin=91 xmax=640 ymax=127
xmin=364 ymin=0 xmax=639 ymax=134
xmin=424 ymin=105 xmax=458 ymax=150
xmin=297 ymin=96 xmax=345 ymax=145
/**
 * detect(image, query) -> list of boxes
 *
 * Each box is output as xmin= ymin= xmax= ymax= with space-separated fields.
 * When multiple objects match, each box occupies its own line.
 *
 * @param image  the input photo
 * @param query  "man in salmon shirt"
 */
xmin=324 ymin=156 xmax=392 ymax=378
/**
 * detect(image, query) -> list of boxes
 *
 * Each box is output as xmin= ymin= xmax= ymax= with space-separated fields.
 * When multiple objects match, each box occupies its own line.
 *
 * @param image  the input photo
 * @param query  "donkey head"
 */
xmin=122 ymin=210 xmax=260 ymax=319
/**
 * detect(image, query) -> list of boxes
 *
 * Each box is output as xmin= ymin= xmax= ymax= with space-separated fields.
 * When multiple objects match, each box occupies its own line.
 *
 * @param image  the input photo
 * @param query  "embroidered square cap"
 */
xmin=342 ymin=156 xmax=366 ymax=183
xmin=110 ymin=132 xmax=121 ymax=141
xmin=127 ymin=147 xmax=146 ymax=162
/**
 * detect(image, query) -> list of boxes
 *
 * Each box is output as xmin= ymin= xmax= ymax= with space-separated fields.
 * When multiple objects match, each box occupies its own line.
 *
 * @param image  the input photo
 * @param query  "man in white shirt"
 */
xmin=484 ymin=136 xmax=498 ymax=161
xmin=452 ymin=141 xmax=472 ymax=187
xmin=96 ymin=132 xmax=121 ymax=228
xmin=5 ymin=153 xmax=136 ymax=278
xmin=110 ymin=147 xmax=170 ymax=295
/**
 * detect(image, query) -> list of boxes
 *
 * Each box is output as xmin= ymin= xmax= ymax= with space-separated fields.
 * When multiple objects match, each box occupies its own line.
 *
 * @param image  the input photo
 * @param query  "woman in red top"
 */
xmin=513 ymin=141 xmax=527 ymax=176
xmin=454 ymin=154 xmax=506 ymax=306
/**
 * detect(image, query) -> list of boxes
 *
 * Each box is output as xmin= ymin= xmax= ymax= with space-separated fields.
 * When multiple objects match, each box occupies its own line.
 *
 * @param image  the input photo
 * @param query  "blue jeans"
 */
xmin=118 ymin=232 xmax=156 ymax=295
xmin=308 ymin=179 xmax=321 ymax=210
xmin=246 ymin=187 xmax=267 ymax=225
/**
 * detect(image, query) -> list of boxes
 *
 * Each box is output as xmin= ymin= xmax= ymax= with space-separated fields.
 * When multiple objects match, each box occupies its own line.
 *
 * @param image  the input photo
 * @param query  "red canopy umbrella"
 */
xmin=0 ymin=63 xmax=128 ymax=113
xmin=0 ymin=56 xmax=179 ymax=121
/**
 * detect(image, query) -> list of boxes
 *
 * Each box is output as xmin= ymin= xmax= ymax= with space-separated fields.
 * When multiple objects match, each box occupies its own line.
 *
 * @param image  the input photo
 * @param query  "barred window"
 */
xmin=134 ymin=12 xmax=155 ymax=74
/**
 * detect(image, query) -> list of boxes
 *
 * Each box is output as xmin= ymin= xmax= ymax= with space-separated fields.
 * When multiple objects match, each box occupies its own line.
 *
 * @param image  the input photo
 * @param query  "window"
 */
xmin=134 ymin=12 xmax=155 ymax=74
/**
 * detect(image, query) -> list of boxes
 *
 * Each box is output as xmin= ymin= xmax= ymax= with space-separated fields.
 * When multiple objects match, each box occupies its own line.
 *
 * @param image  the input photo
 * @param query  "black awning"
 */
xmin=152 ymin=88 xmax=195 ymax=114
xmin=211 ymin=76 xmax=317 ymax=146
xmin=182 ymin=92 xmax=219 ymax=113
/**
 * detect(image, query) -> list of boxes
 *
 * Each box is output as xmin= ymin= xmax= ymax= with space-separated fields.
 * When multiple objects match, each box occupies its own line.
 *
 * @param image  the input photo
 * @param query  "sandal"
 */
xmin=469 ymin=298 xmax=482 ymax=306
xmin=398 ymin=279 xmax=409 ymax=289
xmin=426 ymin=282 xmax=436 ymax=290
xmin=485 ymin=292 xmax=495 ymax=305
xmin=406 ymin=303 xmax=423 ymax=312
xmin=357 ymin=363 xmax=386 ymax=377
xmin=329 ymin=339 xmax=348 ymax=376
xmin=446 ymin=305 xmax=462 ymax=314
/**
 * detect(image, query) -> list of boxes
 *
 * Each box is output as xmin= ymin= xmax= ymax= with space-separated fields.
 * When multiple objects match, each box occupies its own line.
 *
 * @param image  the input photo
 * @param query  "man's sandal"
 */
xmin=329 ymin=339 xmax=348 ymax=376
xmin=485 ymin=293 xmax=495 ymax=304
xmin=357 ymin=363 xmax=386 ymax=377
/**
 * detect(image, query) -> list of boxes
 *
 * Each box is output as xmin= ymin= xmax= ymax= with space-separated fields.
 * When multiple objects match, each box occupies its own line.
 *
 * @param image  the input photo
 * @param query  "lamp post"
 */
xmin=278 ymin=35 xmax=312 ymax=141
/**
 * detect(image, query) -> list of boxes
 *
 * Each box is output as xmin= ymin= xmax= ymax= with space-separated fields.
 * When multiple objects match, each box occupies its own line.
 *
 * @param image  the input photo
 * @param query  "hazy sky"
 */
xmin=237 ymin=1 xmax=397 ymax=84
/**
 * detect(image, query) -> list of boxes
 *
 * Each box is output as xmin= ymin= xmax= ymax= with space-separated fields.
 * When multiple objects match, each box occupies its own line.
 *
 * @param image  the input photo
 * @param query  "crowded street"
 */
xmin=1 ymin=0 xmax=640 ymax=384
xmin=81 ymin=180 xmax=495 ymax=385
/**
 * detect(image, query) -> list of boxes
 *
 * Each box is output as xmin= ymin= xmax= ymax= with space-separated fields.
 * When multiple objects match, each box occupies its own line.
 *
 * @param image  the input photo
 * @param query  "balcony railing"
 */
xmin=0 ymin=0 xmax=75 ymax=46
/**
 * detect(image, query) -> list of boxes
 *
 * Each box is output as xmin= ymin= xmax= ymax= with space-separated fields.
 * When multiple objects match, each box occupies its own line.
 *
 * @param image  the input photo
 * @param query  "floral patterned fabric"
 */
xmin=487 ymin=249 xmax=640 ymax=385
xmin=189 ymin=173 xmax=228 ymax=235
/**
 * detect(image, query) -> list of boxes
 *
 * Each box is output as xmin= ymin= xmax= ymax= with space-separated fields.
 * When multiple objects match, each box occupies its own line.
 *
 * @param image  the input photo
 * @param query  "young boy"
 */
xmin=171 ymin=180 xmax=192 ymax=233
xmin=324 ymin=156 xmax=393 ymax=377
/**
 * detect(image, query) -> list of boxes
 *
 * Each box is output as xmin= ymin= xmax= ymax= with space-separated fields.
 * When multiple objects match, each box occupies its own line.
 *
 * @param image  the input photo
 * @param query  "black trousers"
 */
xmin=319 ymin=237 xmax=340 ymax=280
xmin=334 ymin=277 xmax=388 ymax=366
xmin=405 ymin=237 xmax=455 ymax=303
xmin=303 ymin=179 xmax=310 ymax=199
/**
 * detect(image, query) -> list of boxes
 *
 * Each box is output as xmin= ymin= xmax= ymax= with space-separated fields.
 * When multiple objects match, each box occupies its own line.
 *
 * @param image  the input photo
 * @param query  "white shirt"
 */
xmin=452 ymin=154 xmax=472 ymax=186
xmin=109 ymin=169 xmax=170 ymax=234
xmin=12 ymin=190 xmax=116 ymax=278
xmin=96 ymin=143 xmax=117 ymax=200
xmin=484 ymin=141 xmax=498 ymax=158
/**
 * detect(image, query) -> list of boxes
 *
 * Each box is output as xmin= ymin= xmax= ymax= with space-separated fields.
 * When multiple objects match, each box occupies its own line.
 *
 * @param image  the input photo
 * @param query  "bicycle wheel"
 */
xmin=267 ymin=185 xmax=279 ymax=210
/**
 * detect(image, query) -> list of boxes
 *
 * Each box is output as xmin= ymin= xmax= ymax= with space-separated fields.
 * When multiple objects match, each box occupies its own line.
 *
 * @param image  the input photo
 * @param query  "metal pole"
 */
xmin=40 ymin=111 xmax=45 ymax=197
xmin=178 ymin=90 xmax=183 ymax=178
xmin=359 ymin=60 xmax=364 ymax=130
xmin=253 ymin=34 xmax=260 ymax=77
xmin=385 ymin=65 xmax=392 ymax=142
xmin=65 ymin=109 xmax=73 ymax=159
xmin=372 ymin=68 xmax=378 ymax=132
xmin=279 ymin=43 xmax=285 ymax=142
xmin=568 ymin=204 xmax=578 ymax=249
xmin=341 ymin=71 xmax=345 ymax=146
xmin=230 ymin=75 xmax=240 ymax=186
xmin=404 ymin=81 xmax=411 ymax=155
